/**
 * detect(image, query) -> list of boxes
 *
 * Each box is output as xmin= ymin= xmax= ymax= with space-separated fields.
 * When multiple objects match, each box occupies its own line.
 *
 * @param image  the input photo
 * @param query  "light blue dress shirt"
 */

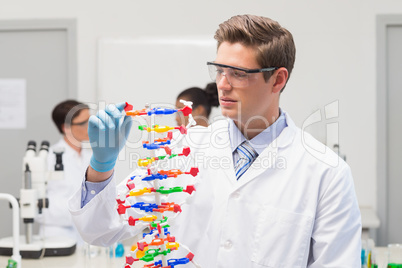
xmin=81 ymin=173 xmax=113 ymax=207
xmin=229 ymin=109 xmax=288 ymax=165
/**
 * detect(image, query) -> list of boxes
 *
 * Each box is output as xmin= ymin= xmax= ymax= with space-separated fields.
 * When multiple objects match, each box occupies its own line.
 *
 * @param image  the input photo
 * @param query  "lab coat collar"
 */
xmin=214 ymin=111 xmax=297 ymax=188
xmin=228 ymin=108 xmax=288 ymax=156
xmin=276 ymin=111 xmax=297 ymax=148
xmin=239 ymin=112 xmax=296 ymax=184
xmin=214 ymin=111 xmax=296 ymax=150
xmin=56 ymin=137 xmax=92 ymax=158
xmin=55 ymin=138 xmax=78 ymax=157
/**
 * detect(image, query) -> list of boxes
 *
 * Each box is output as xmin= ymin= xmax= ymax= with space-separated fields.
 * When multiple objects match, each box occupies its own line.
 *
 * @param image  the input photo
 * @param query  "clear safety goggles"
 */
xmin=207 ymin=62 xmax=278 ymax=88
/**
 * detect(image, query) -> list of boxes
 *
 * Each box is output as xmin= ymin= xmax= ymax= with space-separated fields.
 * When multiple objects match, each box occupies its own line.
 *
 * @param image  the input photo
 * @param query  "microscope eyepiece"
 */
xmin=26 ymin=141 xmax=36 ymax=152
xmin=40 ymin=141 xmax=50 ymax=152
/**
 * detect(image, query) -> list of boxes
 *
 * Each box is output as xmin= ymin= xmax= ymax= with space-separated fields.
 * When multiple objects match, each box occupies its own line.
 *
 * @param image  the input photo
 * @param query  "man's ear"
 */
xmin=272 ymin=67 xmax=289 ymax=94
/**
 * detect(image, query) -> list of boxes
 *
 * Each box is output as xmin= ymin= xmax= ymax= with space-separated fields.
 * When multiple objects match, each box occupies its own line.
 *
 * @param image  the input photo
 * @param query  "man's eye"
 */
xmin=233 ymin=70 xmax=247 ymax=78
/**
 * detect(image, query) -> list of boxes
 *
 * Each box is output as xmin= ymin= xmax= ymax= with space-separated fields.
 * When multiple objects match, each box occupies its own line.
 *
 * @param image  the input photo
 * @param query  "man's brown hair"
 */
xmin=214 ymin=14 xmax=296 ymax=91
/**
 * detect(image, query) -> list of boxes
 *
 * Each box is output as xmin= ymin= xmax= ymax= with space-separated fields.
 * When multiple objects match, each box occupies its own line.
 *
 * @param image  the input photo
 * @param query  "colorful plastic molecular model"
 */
xmin=116 ymin=101 xmax=201 ymax=268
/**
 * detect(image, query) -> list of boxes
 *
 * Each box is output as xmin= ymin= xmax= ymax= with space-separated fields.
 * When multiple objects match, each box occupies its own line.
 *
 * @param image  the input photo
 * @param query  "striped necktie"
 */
xmin=234 ymin=141 xmax=258 ymax=180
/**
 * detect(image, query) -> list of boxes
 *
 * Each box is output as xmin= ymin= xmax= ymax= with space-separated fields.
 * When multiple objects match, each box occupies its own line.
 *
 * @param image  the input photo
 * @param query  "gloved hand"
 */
xmin=88 ymin=102 xmax=133 ymax=172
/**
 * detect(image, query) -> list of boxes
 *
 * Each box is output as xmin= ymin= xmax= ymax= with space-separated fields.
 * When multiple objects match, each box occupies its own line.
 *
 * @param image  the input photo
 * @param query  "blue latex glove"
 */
xmin=88 ymin=102 xmax=132 ymax=172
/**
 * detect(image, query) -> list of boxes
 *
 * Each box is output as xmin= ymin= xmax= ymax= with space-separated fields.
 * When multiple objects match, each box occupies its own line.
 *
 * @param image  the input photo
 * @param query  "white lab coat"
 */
xmin=38 ymin=138 xmax=91 ymax=244
xmin=69 ymin=113 xmax=361 ymax=267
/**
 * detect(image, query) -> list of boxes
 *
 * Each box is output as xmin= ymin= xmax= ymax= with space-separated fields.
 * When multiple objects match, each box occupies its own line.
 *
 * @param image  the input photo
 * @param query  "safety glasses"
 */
xmin=207 ymin=62 xmax=278 ymax=88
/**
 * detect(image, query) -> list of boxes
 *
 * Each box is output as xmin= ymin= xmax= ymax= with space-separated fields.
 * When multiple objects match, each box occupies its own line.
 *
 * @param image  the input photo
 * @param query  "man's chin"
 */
xmin=220 ymin=109 xmax=237 ymax=121
xmin=223 ymin=113 xmax=239 ymax=122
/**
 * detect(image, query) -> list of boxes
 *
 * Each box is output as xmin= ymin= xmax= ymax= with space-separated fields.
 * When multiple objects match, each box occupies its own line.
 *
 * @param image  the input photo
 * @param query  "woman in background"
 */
xmin=175 ymin=82 xmax=219 ymax=127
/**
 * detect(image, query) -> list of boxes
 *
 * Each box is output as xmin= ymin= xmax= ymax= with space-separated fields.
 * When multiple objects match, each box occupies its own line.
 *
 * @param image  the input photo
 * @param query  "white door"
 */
xmin=386 ymin=24 xmax=402 ymax=245
xmin=377 ymin=15 xmax=402 ymax=246
xmin=0 ymin=20 xmax=77 ymax=238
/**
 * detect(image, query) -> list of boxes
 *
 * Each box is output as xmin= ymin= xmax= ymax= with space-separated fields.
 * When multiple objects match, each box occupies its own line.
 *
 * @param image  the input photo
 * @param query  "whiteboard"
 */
xmin=97 ymin=37 xmax=218 ymax=179
xmin=98 ymin=36 xmax=217 ymax=105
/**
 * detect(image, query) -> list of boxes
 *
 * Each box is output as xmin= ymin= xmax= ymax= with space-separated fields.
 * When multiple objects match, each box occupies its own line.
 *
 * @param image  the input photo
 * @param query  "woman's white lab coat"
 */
xmin=38 ymin=138 xmax=91 ymax=244
xmin=69 ymin=112 xmax=361 ymax=268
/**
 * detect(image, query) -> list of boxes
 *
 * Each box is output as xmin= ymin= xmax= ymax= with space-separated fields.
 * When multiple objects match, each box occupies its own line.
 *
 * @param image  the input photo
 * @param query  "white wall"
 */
xmin=1 ymin=0 xmax=402 ymax=211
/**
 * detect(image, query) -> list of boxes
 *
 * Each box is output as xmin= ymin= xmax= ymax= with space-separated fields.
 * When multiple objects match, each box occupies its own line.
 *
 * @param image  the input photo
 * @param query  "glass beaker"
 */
xmin=372 ymin=247 xmax=388 ymax=268
xmin=84 ymin=242 xmax=111 ymax=268
xmin=388 ymin=244 xmax=402 ymax=268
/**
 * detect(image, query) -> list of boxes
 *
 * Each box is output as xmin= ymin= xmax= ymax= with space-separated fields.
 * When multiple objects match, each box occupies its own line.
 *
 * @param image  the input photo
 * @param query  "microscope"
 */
xmin=0 ymin=140 xmax=76 ymax=259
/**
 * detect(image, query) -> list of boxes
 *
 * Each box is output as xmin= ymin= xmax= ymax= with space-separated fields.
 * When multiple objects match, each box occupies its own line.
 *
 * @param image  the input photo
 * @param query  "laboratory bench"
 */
xmin=0 ymin=245 xmax=145 ymax=268
xmin=0 ymin=246 xmax=391 ymax=268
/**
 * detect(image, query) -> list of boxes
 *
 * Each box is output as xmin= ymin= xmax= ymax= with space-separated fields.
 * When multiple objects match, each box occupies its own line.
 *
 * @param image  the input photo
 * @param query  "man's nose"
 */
xmin=217 ymin=73 xmax=232 ymax=90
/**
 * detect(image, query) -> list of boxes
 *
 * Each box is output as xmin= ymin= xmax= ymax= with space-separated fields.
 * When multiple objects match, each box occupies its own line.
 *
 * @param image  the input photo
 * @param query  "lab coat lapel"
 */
xmin=214 ymin=119 xmax=238 ymax=186
xmin=235 ymin=144 xmax=278 ymax=187
xmin=234 ymin=113 xmax=297 ymax=187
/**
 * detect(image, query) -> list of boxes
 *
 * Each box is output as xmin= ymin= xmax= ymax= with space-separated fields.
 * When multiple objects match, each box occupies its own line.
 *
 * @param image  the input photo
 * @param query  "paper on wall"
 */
xmin=0 ymin=79 xmax=26 ymax=129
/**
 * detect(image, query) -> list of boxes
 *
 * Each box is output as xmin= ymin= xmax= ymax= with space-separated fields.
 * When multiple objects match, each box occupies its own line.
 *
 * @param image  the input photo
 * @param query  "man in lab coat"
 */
xmin=38 ymin=100 xmax=91 ymax=245
xmin=69 ymin=15 xmax=361 ymax=267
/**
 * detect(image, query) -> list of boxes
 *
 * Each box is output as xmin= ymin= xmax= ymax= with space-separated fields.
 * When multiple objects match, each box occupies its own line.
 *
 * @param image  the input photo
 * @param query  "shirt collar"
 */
xmin=229 ymin=108 xmax=288 ymax=155
xmin=59 ymin=138 xmax=91 ymax=158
